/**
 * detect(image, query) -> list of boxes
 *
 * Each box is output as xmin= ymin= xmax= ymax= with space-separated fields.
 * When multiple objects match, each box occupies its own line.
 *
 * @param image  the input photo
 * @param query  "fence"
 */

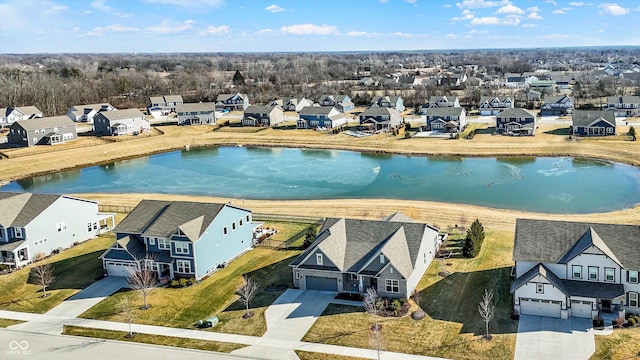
xmin=257 ymin=218 xmax=324 ymax=249
xmin=99 ymin=204 xmax=135 ymax=213
xmin=253 ymin=213 xmax=323 ymax=224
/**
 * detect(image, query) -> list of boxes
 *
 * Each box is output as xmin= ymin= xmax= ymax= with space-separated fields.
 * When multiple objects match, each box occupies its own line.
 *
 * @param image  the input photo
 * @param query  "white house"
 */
xmin=479 ymin=96 xmax=514 ymax=116
xmin=1 ymin=106 xmax=43 ymax=130
xmin=66 ymin=103 xmax=116 ymax=124
xmin=511 ymin=219 xmax=640 ymax=319
xmin=176 ymin=103 xmax=216 ymax=126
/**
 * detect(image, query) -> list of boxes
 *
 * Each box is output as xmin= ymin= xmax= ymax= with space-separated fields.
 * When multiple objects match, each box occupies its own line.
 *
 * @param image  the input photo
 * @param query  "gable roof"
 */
xmin=176 ymin=102 xmax=215 ymax=113
xmin=68 ymin=103 xmax=114 ymax=112
xmin=12 ymin=116 xmax=75 ymax=131
xmin=543 ymin=95 xmax=573 ymax=104
xmin=513 ymin=219 xmax=640 ymax=269
xmin=510 ymin=263 xmax=566 ymax=293
xmin=557 ymin=227 xmax=622 ymax=266
xmin=217 ymin=93 xmax=247 ymax=102
xmin=496 ymin=108 xmax=535 ymax=119
xmin=480 ymin=96 xmax=511 ymax=104
xmin=0 ymin=192 xmax=63 ymax=227
xmin=571 ymin=110 xmax=615 ymax=127
xmin=425 ymin=107 xmax=465 ymax=117
xmin=429 ymin=95 xmax=457 ymax=104
xmin=299 ymin=106 xmax=338 ymax=115
xmin=245 ymin=105 xmax=279 ymax=114
xmin=98 ymin=109 xmax=145 ymax=121
xmin=359 ymin=107 xmax=400 ymax=117
xmin=114 ymin=200 xmax=231 ymax=241
xmin=606 ymin=95 xmax=640 ymax=104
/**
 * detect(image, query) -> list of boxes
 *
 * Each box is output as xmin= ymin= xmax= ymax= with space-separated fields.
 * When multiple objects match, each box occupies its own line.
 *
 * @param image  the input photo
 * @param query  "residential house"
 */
xmin=7 ymin=116 xmax=78 ymax=147
xmin=511 ymin=218 xmax=640 ymax=319
xmin=0 ymin=106 xmax=43 ymax=130
xmin=540 ymin=95 xmax=574 ymax=116
xmin=358 ymin=107 xmax=402 ymax=132
xmin=505 ymin=73 xmax=528 ymax=88
xmin=496 ymin=108 xmax=536 ymax=136
xmin=0 ymin=192 xmax=115 ymax=269
xmin=318 ymin=94 xmax=354 ymax=112
xmin=479 ymin=96 xmax=514 ymax=116
xmin=242 ymin=105 xmax=284 ymax=127
xmin=297 ymin=106 xmax=347 ymax=129
xmin=176 ymin=103 xmax=216 ymax=126
xmin=148 ymin=95 xmax=184 ymax=116
xmin=570 ymin=110 xmax=616 ymax=136
xmin=424 ymin=107 xmax=467 ymax=133
xmin=370 ymin=96 xmax=405 ymax=112
xmin=94 ymin=109 xmax=150 ymax=136
xmin=267 ymin=97 xmax=313 ymax=112
xmin=100 ymin=200 xmax=260 ymax=280
xmin=216 ymin=93 xmax=250 ymax=112
xmin=290 ymin=213 xmax=446 ymax=298
xmin=421 ymin=96 xmax=460 ymax=114
xmin=604 ymin=96 xmax=640 ymax=117
xmin=66 ymin=103 xmax=116 ymax=124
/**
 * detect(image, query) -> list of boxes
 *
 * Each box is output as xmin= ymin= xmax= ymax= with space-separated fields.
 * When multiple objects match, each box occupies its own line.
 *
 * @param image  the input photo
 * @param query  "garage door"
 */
xmin=106 ymin=261 xmax=138 ymax=277
xmin=520 ymin=298 xmax=562 ymax=318
xmin=571 ymin=300 xmax=593 ymax=318
xmin=305 ymin=276 xmax=338 ymax=292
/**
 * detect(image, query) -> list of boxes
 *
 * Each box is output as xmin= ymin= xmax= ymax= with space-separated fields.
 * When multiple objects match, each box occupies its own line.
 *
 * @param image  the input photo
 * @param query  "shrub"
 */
xmin=467 ymin=130 xmax=476 ymax=139
xmin=391 ymin=299 xmax=402 ymax=315
xmin=188 ymin=278 xmax=196 ymax=286
xmin=628 ymin=317 xmax=637 ymax=326
xmin=170 ymin=279 xmax=180 ymax=288
xmin=404 ymin=131 xmax=412 ymax=139
xmin=34 ymin=252 xmax=47 ymax=262
xmin=179 ymin=278 xmax=188 ymax=287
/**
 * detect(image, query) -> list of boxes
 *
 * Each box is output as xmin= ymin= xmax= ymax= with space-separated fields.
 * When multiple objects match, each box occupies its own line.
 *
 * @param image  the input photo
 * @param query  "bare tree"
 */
xmin=128 ymin=261 xmax=158 ymax=310
xmin=478 ymin=288 xmax=495 ymax=340
xmin=237 ymin=275 xmax=259 ymax=318
xmin=363 ymin=287 xmax=384 ymax=359
xmin=30 ymin=264 xmax=55 ymax=298
xmin=117 ymin=293 xmax=136 ymax=338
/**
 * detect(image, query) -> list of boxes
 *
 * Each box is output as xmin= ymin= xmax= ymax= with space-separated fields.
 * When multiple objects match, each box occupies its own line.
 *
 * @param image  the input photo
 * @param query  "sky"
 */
xmin=1 ymin=0 xmax=639 ymax=54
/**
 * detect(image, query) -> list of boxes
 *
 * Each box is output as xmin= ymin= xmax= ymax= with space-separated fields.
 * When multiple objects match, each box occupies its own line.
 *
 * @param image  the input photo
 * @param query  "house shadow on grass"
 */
xmin=544 ymin=127 xmax=570 ymax=135
xmin=417 ymin=266 xmax=518 ymax=336
xmin=474 ymin=127 xmax=495 ymax=135
xmin=45 ymin=250 xmax=108 ymax=291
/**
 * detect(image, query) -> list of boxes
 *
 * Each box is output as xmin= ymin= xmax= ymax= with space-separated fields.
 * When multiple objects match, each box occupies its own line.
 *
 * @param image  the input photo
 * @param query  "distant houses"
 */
xmin=216 ymin=93 xmax=250 ymax=112
xmin=318 ymin=94 xmax=354 ymax=112
xmin=479 ymin=96 xmax=513 ymax=116
xmin=540 ymin=95 xmax=574 ymax=116
xmin=604 ymin=96 xmax=640 ymax=117
xmin=7 ymin=116 xmax=78 ymax=147
xmin=66 ymin=103 xmax=116 ymax=124
xmin=370 ymin=95 xmax=404 ymax=112
xmin=359 ymin=107 xmax=402 ymax=132
xmin=149 ymin=95 xmax=184 ymax=117
xmin=94 ymin=109 xmax=150 ymax=136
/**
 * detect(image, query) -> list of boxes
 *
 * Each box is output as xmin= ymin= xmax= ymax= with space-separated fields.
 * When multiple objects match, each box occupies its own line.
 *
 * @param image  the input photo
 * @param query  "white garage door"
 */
xmin=106 ymin=261 xmax=137 ymax=277
xmin=571 ymin=300 xmax=593 ymax=318
xmin=520 ymin=298 xmax=562 ymax=318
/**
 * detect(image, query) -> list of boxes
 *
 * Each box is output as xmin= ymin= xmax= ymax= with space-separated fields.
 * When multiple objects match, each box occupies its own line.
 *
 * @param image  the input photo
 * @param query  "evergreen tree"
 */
xmin=629 ymin=126 xmax=636 ymax=141
xmin=232 ymin=70 xmax=245 ymax=86
xmin=463 ymin=219 xmax=485 ymax=258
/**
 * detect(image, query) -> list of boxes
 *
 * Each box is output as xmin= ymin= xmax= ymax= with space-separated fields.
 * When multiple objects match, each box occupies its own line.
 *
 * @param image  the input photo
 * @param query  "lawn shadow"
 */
xmin=46 ymin=250 xmax=108 ymax=291
xmin=544 ymin=127 xmax=570 ymax=135
xmin=474 ymin=127 xmax=495 ymax=135
xmin=417 ymin=266 xmax=517 ymax=336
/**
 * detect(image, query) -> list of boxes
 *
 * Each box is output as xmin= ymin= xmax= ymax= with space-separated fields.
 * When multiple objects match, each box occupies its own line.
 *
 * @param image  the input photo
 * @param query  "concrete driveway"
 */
xmin=515 ymin=315 xmax=595 ymax=360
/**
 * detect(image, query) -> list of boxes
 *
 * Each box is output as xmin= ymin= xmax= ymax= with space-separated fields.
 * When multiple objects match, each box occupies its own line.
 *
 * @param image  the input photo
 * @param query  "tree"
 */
xmin=363 ymin=287 xmax=384 ymax=360
xmin=30 ymin=264 xmax=55 ymax=298
xmin=232 ymin=70 xmax=245 ymax=86
xmin=118 ymin=293 xmax=136 ymax=338
xmin=629 ymin=126 xmax=636 ymax=141
xmin=478 ymin=289 xmax=495 ymax=340
xmin=302 ymin=227 xmax=316 ymax=248
xmin=463 ymin=219 xmax=486 ymax=258
xmin=237 ymin=275 xmax=259 ymax=318
xmin=128 ymin=262 xmax=158 ymax=310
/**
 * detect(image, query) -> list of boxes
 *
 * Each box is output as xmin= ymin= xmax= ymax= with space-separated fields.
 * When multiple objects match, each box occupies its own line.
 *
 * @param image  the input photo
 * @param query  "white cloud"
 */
xmin=280 ymin=24 xmax=338 ymax=35
xmin=450 ymin=9 xmax=475 ymax=21
xmin=598 ymin=29 xmax=605 ymax=32
xmin=544 ymin=0 xmax=558 ymax=6
xmin=552 ymin=9 xmax=567 ymax=14
xmin=496 ymin=4 xmax=524 ymax=14
xmin=44 ymin=3 xmax=68 ymax=13
xmin=255 ymin=28 xmax=273 ymax=35
xmin=347 ymin=31 xmax=380 ymax=37
xmin=146 ymin=19 xmax=195 ymax=34
xmin=522 ymin=23 xmax=538 ymax=27
xmin=405 ymin=0 xmax=418 ymax=4
xmin=446 ymin=33 xmax=459 ymax=38
xmin=379 ymin=0 xmax=389 ymax=3
xmin=199 ymin=25 xmax=229 ymax=36
xmin=528 ymin=12 xmax=543 ymax=19
xmin=87 ymin=24 xmax=139 ymax=36
xmin=143 ymin=0 xmax=224 ymax=7
xmin=391 ymin=32 xmax=416 ymax=37
xmin=527 ymin=6 xmax=540 ymax=12
xmin=91 ymin=0 xmax=111 ymax=12
xmin=599 ymin=3 xmax=629 ymax=15
xmin=468 ymin=29 xmax=488 ymax=34
xmin=265 ymin=4 xmax=284 ymax=13
xmin=471 ymin=15 xmax=521 ymax=25
xmin=569 ymin=2 xmax=592 ymax=6
xmin=456 ymin=0 xmax=509 ymax=9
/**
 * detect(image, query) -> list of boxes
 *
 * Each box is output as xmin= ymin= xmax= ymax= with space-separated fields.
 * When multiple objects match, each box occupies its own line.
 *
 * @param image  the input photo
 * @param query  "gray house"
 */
xmin=0 ymin=192 xmax=115 ymax=269
xmin=290 ymin=213 xmax=445 ymax=298
xmin=371 ymin=96 xmax=405 ymax=112
xmin=604 ymin=96 xmax=640 ymax=117
xmin=571 ymin=110 xmax=616 ymax=137
xmin=424 ymin=107 xmax=467 ymax=133
xmin=93 ymin=109 xmax=150 ymax=136
xmin=176 ymin=103 xmax=216 ymax=126
xmin=540 ymin=95 xmax=574 ymax=116
xmin=148 ymin=95 xmax=184 ymax=116
xmin=358 ymin=107 xmax=402 ymax=132
xmin=7 ymin=116 xmax=77 ymax=147
xmin=66 ymin=103 xmax=116 ymax=124
xmin=242 ymin=105 xmax=285 ymax=127
xmin=496 ymin=108 xmax=536 ymax=136
xmin=216 ymin=93 xmax=250 ymax=112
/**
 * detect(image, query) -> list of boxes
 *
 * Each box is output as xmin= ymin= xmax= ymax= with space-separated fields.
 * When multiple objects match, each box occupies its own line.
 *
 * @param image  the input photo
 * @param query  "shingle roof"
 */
xmin=606 ymin=95 xmax=640 ymax=104
xmin=513 ymin=219 xmax=640 ymax=269
xmin=0 ymin=192 xmax=62 ymax=227
xmin=245 ymin=105 xmax=276 ymax=114
xmin=14 ymin=106 xmax=43 ymax=116
xmin=13 ymin=116 xmax=75 ymax=131
xmin=425 ymin=107 xmax=465 ymax=117
xmin=98 ymin=108 xmax=145 ymax=121
xmin=571 ymin=110 xmax=615 ymax=127
xmin=543 ymin=95 xmax=573 ymax=104
xmin=299 ymin=106 xmax=338 ymax=115
xmin=217 ymin=93 xmax=246 ymax=102
xmin=496 ymin=108 xmax=535 ymax=119
xmin=359 ymin=107 xmax=399 ymax=117
xmin=176 ymin=102 xmax=215 ymax=113
xmin=69 ymin=103 xmax=113 ymax=111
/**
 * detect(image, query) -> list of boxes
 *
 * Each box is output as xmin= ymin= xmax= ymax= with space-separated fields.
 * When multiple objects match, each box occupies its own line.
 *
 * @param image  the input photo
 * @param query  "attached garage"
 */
xmin=106 ymin=261 xmax=138 ymax=277
xmin=519 ymin=298 xmax=562 ymax=318
xmin=305 ymin=276 xmax=338 ymax=292
xmin=570 ymin=300 xmax=593 ymax=318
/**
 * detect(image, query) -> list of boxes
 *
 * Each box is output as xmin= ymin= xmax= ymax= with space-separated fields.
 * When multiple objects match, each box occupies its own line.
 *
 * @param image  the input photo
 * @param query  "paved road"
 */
xmin=515 ymin=315 xmax=595 ymax=360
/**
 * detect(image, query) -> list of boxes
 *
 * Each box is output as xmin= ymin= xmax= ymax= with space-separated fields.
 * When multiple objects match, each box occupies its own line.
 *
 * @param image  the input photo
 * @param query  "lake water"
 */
xmin=4 ymin=146 xmax=640 ymax=214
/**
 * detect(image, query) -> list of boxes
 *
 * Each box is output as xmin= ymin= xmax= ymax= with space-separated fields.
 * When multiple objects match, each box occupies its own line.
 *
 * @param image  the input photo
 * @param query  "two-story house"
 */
xmin=216 ymin=93 xmax=250 ymax=112
xmin=370 ymin=96 xmax=404 ymax=112
xmin=93 ymin=109 xmax=150 ymax=136
xmin=100 ymin=200 xmax=260 ymax=280
xmin=0 ymin=192 xmax=115 ymax=269
xmin=604 ymin=96 xmax=640 ymax=117
xmin=297 ymin=106 xmax=347 ymax=129
xmin=421 ymin=96 xmax=460 ymax=115
xmin=176 ymin=103 xmax=216 ymax=126
xmin=358 ymin=107 xmax=402 ymax=132
xmin=570 ymin=110 xmax=616 ymax=137
xmin=479 ymin=96 xmax=514 ymax=116
xmin=148 ymin=95 xmax=184 ymax=116
xmin=1 ymin=106 xmax=43 ymax=130
xmin=496 ymin=108 xmax=536 ymax=136
xmin=7 ymin=116 xmax=78 ymax=147
xmin=290 ymin=213 xmax=446 ymax=298
xmin=317 ymin=95 xmax=354 ymax=112
xmin=424 ymin=107 xmax=467 ymax=133
xmin=511 ymin=219 xmax=640 ymax=319
xmin=242 ymin=105 xmax=285 ymax=127
xmin=540 ymin=95 xmax=574 ymax=116
xmin=66 ymin=103 xmax=116 ymax=124
xmin=267 ymin=97 xmax=313 ymax=112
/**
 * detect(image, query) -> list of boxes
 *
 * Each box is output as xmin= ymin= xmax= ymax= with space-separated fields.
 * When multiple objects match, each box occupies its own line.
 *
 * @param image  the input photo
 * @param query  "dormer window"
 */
xmin=379 ymin=254 xmax=385 ymax=264
xmin=316 ymin=253 xmax=323 ymax=265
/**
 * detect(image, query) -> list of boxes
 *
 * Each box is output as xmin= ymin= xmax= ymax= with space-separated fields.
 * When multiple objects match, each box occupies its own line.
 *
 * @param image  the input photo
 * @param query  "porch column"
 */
xmin=359 ymin=275 xmax=363 ymax=291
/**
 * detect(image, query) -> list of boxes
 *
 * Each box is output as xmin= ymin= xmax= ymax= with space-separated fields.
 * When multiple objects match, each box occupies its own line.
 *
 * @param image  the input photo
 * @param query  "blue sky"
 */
xmin=1 ymin=0 xmax=639 ymax=53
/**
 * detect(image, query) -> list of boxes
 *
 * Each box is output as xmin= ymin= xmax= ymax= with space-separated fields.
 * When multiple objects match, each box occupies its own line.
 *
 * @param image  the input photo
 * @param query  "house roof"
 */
xmin=513 ymin=219 xmax=640 ymax=269
xmin=114 ymin=200 xmax=230 ymax=241
xmin=496 ymin=108 xmax=535 ymax=119
xmin=480 ymin=96 xmax=511 ymax=103
xmin=245 ymin=105 xmax=279 ymax=114
xmin=429 ymin=95 xmax=457 ymax=104
xmin=543 ymin=95 xmax=573 ymax=104
xmin=299 ymin=106 xmax=338 ymax=115
xmin=606 ymin=95 xmax=640 ymax=104
xmin=571 ymin=110 xmax=615 ymax=127
xmin=217 ymin=93 xmax=247 ymax=102
xmin=359 ymin=107 xmax=400 ymax=117
xmin=372 ymin=95 xmax=402 ymax=105
xmin=68 ymin=103 xmax=114 ymax=112
xmin=176 ymin=102 xmax=215 ymax=113
xmin=12 ymin=116 xmax=75 ymax=131
xmin=98 ymin=109 xmax=145 ymax=121
xmin=425 ymin=107 xmax=465 ymax=117
xmin=0 ymin=192 xmax=62 ymax=227
xmin=12 ymin=106 xmax=43 ymax=116
xmin=164 ymin=95 xmax=183 ymax=102
xmin=510 ymin=263 xmax=566 ymax=293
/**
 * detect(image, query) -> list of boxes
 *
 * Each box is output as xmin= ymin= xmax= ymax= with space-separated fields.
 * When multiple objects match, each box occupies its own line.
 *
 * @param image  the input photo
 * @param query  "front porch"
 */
xmin=0 ymin=241 xmax=29 ymax=269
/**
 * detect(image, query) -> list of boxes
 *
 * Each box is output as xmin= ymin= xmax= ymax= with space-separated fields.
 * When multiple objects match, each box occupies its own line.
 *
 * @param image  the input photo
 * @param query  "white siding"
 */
xmin=406 ymin=226 xmax=441 ymax=298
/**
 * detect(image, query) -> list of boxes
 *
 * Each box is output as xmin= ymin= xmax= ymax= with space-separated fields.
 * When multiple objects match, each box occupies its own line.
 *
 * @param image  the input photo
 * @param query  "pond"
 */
xmin=4 ymin=146 xmax=640 ymax=214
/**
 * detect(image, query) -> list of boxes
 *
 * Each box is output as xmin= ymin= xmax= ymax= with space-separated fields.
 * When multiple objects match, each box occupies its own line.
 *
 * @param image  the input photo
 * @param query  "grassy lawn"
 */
xmin=303 ymin=228 xmax=518 ymax=360
xmin=63 ymin=325 xmax=245 ymax=353
xmin=0 ymin=234 xmax=115 ymax=313
xmin=80 ymin=246 xmax=301 ymax=337
xmin=0 ymin=318 xmax=24 ymax=327
xmin=296 ymin=351 xmax=369 ymax=360
xmin=591 ymin=327 xmax=640 ymax=360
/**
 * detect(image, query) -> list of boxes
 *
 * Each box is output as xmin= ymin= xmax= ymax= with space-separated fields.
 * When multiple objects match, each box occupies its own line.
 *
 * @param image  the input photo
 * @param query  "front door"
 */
xmin=601 ymin=299 xmax=612 ymax=312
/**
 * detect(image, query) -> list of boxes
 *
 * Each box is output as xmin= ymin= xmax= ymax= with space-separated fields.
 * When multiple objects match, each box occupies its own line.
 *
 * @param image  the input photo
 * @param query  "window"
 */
xmin=350 ymin=273 xmax=358 ymax=280
xmin=605 ymin=267 xmax=615 ymax=282
xmin=149 ymin=237 xmax=156 ymax=245
xmin=56 ymin=221 xmax=68 ymax=232
xmin=87 ymin=222 xmax=92 ymax=232
xmin=385 ymin=279 xmax=399 ymax=293
xmin=232 ymin=222 xmax=236 ymax=231
xmin=158 ymin=238 xmax=170 ymax=250
xmin=536 ymin=283 xmax=544 ymax=294
xmin=174 ymin=242 xmax=189 ymax=254
xmin=572 ymin=265 xmax=582 ymax=279
xmin=588 ymin=266 xmax=599 ymax=281
xmin=295 ymin=272 xmax=301 ymax=280
xmin=629 ymin=270 xmax=639 ymax=284
xmin=239 ymin=218 xmax=243 ymax=226
xmin=246 ymin=215 xmax=251 ymax=223
xmin=629 ymin=292 xmax=639 ymax=307
xmin=379 ymin=254 xmax=385 ymax=264
xmin=316 ymin=253 xmax=323 ymax=266
xmin=223 ymin=226 xmax=228 ymax=236
xmin=15 ymin=228 xmax=23 ymax=238
xmin=176 ymin=260 xmax=191 ymax=273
